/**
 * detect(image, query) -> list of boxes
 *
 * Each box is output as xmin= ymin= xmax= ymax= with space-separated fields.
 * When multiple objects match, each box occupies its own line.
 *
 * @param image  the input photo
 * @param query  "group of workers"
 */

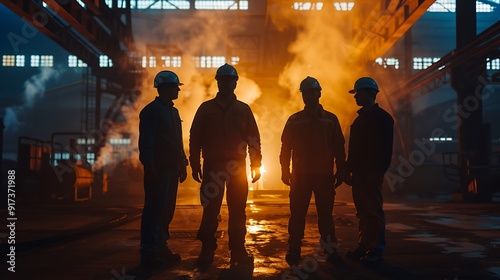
xmin=137 ymin=63 xmax=394 ymax=270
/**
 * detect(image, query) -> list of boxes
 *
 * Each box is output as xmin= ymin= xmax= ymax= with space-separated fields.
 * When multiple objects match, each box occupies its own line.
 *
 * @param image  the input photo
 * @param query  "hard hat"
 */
xmin=299 ymin=76 xmax=322 ymax=91
xmin=154 ymin=70 xmax=183 ymax=88
xmin=215 ymin=63 xmax=238 ymax=80
xmin=349 ymin=77 xmax=379 ymax=93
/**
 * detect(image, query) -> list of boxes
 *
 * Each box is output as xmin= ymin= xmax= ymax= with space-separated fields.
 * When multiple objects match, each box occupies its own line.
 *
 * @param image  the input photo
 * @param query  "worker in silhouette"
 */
xmin=345 ymin=77 xmax=393 ymax=264
xmin=280 ymin=76 xmax=346 ymax=267
xmin=138 ymin=70 xmax=188 ymax=268
xmin=190 ymin=63 xmax=262 ymax=266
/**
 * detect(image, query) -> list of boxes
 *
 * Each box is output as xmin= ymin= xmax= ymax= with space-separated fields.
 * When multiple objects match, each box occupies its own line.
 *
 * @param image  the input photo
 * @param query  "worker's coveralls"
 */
xmin=190 ymin=93 xmax=262 ymax=252
xmin=280 ymin=105 xmax=346 ymax=252
xmin=347 ymin=104 xmax=393 ymax=255
xmin=139 ymin=97 xmax=187 ymax=256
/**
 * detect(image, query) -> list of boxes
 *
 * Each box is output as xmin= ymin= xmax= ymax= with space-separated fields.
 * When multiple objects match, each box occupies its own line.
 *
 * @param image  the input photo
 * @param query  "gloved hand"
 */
xmin=344 ymin=171 xmax=353 ymax=186
xmin=334 ymin=168 xmax=346 ymax=188
xmin=251 ymin=167 xmax=261 ymax=183
xmin=281 ymin=169 xmax=292 ymax=186
xmin=179 ymin=166 xmax=187 ymax=183
xmin=192 ymin=165 xmax=203 ymax=183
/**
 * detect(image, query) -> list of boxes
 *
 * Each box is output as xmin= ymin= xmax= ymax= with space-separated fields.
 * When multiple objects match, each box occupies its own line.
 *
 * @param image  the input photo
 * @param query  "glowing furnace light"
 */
xmin=248 ymin=165 xmax=266 ymax=191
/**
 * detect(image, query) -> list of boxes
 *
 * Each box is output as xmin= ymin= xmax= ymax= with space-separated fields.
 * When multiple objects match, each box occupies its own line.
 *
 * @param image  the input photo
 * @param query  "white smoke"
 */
xmin=96 ymin=11 xmax=264 ymax=175
xmin=3 ymin=67 xmax=61 ymax=132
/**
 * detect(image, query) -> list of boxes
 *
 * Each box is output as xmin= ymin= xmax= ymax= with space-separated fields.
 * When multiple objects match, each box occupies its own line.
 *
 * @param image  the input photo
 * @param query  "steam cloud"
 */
xmin=3 ymin=67 xmax=61 ymax=132
xmin=97 ymin=6 xmax=388 ymax=191
xmin=94 ymin=11 xmax=262 ymax=174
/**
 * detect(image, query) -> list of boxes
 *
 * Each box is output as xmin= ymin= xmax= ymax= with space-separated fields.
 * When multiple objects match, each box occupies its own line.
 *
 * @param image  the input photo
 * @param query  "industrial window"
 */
xmin=77 ymin=138 xmax=95 ymax=144
xmin=149 ymin=56 xmax=157 ymax=67
xmin=132 ymin=0 xmax=190 ymax=9
xmin=86 ymin=153 xmax=95 ymax=164
xmin=195 ymin=0 xmax=248 ymax=10
xmin=99 ymin=55 xmax=113 ymax=67
xmin=116 ymin=0 xmax=251 ymax=10
xmin=161 ymin=56 xmax=182 ymax=67
xmin=375 ymin=57 xmax=399 ymax=69
xmin=413 ymin=57 xmax=440 ymax=70
xmin=194 ymin=56 xmax=226 ymax=68
xmin=230 ymin=56 xmax=240 ymax=65
xmin=240 ymin=0 xmax=248 ymax=9
xmin=109 ymin=138 xmax=131 ymax=145
xmin=427 ymin=1 xmax=498 ymax=12
xmin=2 ymin=55 xmax=15 ymax=67
xmin=15 ymin=55 xmax=25 ymax=67
xmin=333 ymin=2 xmax=354 ymax=11
xmin=141 ymin=56 xmax=158 ymax=68
xmin=476 ymin=1 xmax=496 ymax=12
xmin=429 ymin=137 xmax=453 ymax=142
xmin=40 ymin=55 xmax=53 ymax=67
xmin=487 ymin=58 xmax=500 ymax=70
xmin=68 ymin=55 xmax=88 ymax=67
xmin=31 ymin=55 xmax=40 ymax=67
xmin=293 ymin=2 xmax=323 ymax=10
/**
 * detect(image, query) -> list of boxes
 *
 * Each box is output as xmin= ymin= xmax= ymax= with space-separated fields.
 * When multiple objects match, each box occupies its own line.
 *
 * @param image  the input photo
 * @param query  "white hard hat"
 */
xmin=154 ymin=70 xmax=183 ymax=88
xmin=349 ymin=77 xmax=379 ymax=93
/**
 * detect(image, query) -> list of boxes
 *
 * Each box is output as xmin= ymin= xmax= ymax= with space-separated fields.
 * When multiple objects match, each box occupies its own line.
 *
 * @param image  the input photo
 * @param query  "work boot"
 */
xmin=158 ymin=247 xmax=181 ymax=264
xmin=285 ymin=248 xmax=301 ymax=267
xmin=230 ymin=249 xmax=254 ymax=265
xmin=141 ymin=253 xmax=166 ymax=268
xmin=345 ymin=246 xmax=367 ymax=261
xmin=196 ymin=247 xmax=215 ymax=266
xmin=326 ymin=248 xmax=342 ymax=264
xmin=361 ymin=250 xmax=384 ymax=265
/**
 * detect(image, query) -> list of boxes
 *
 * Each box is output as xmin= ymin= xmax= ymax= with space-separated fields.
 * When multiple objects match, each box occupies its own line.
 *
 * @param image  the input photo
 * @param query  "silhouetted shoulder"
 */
xmin=322 ymin=110 xmax=340 ymax=122
xmin=139 ymin=100 xmax=159 ymax=117
xmin=374 ymin=106 xmax=394 ymax=124
xmin=234 ymin=100 xmax=253 ymax=112
xmin=287 ymin=111 xmax=302 ymax=122
xmin=200 ymin=98 xmax=217 ymax=107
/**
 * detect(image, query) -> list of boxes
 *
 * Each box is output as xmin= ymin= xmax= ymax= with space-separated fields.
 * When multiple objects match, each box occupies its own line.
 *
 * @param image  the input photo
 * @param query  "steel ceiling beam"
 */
xmin=80 ymin=0 xmax=133 ymax=47
xmin=350 ymin=0 xmax=436 ymax=63
xmin=1 ymin=0 xmax=101 ymax=69
xmin=389 ymin=20 xmax=500 ymax=105
xmin=42 ymin=0 xmax=122 ymax=61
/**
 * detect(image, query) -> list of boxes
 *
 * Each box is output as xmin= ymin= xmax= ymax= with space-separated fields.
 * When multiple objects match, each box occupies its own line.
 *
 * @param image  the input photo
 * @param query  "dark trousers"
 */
xmin=197 ymin=160 xmax=248 ymax=252
xmin=288 ymin=179 xmax=337 ymax=251
xmin=352 ymin=170 xmax=386 ymax=254
xmin=140 ymin=167 xmax=179 ymax=255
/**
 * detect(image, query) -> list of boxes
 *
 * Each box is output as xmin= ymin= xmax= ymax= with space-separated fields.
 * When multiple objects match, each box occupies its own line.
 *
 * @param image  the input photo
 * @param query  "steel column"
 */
xmin=451 ymin=0 xmax=490 ymax=201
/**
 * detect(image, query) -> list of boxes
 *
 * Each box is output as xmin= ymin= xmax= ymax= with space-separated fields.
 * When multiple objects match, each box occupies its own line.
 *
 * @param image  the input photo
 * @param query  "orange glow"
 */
xmin=95 ymin=8 xmax=376 ymax=203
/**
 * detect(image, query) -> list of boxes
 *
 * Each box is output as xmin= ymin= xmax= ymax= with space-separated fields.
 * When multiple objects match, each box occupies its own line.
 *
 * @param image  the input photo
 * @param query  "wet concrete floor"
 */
xmin=2 ymin=196 xmax=500 ymax=280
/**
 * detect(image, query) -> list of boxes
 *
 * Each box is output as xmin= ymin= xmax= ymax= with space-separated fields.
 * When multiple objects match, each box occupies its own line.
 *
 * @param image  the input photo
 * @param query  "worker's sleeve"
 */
xmin=175 ymin=109 xmax=188 ymax=167
xmin=189 ymin=106 xmax=203 ymax=170
xmin=332 ymin=116 xmax=347 ymax=171
xmin=246 ymin=105 xmax=262 ymax=169
xmin=376 ymin=113 xmax=394 ymax=173
xmin=139 ymin=106 xmax=158 ymax=167
xmin=279 ymin=118 xmax=293 ymax=172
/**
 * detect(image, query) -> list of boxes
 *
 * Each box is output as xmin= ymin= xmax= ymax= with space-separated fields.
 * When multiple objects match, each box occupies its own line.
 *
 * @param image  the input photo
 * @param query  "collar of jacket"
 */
xmin=357 ymin=103 xmax=379 ymax=115
xmin=304 ymin=104 xmax=323 ymax=117
xmin=215 ymin=92 xmax=237 ymax=107
xmin=155 ymin=96 xmax=174 ymax=107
